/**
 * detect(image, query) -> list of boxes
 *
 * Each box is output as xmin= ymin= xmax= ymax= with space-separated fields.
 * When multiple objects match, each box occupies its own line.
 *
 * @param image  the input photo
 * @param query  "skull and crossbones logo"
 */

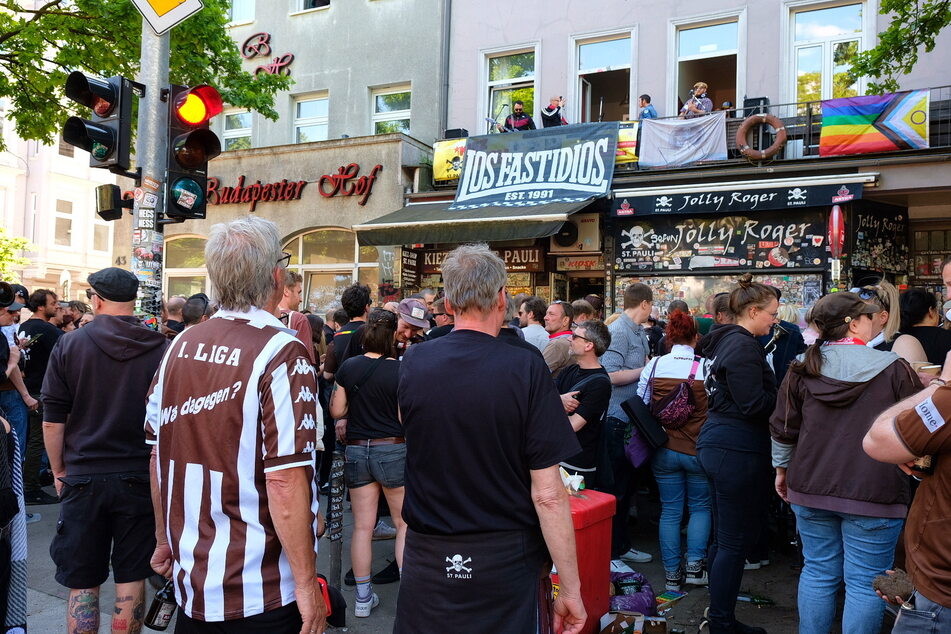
xmin=787 ymin=188 xmax=807 ymax=201
xmin=445 ymin=554 xmax=472 ymax=573
xmin=656 ymin=196 xmax=673 ymax=208
xmin=621 ymin=225 xmax=653 ymax=250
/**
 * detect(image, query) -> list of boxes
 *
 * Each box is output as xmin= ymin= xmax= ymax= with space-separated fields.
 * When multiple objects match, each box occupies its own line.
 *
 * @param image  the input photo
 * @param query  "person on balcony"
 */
xmin=497 ymin=100 xmax=536 ymax=132
xmin=638 ymin=94 xmax=658 ymax=120
xmin=679 ymin=82 xmax=713 ymax=119
xmin=542 ymin=96 xmax=568 ymax=127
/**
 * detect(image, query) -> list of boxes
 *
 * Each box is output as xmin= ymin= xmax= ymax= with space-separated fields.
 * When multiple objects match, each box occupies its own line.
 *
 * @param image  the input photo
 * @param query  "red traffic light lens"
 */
xmin=175 ymin=86 xmax=223 ymax=126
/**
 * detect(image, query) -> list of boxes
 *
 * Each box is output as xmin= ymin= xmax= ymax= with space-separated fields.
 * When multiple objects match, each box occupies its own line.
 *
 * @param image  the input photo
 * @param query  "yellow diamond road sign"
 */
xmin=131 ymin=0 xmax=204 ymax=36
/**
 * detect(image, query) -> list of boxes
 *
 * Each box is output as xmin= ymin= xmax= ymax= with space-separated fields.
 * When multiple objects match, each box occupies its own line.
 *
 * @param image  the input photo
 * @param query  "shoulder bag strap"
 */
xmin=350 ymin=355 xmax=386 ymax=396
xmin=687 ymin=356 xmax=701 ymax=384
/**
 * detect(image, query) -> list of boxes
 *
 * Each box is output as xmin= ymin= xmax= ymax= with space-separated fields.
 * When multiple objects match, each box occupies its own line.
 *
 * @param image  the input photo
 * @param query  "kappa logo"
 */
xmin=303 ymin=440 xmax=317 ymax=453
xmin=787 ymin=188 xmax=807 ymax=201
xmin=292 ymin=358 xmax=314 ymax=376
xmin=445 ymin=554 xmax=472 ymax=573
xmin=295 ymin=386 xmax=316 ymax=403
xmin=297 ymin=413 xmax=317 ymax=431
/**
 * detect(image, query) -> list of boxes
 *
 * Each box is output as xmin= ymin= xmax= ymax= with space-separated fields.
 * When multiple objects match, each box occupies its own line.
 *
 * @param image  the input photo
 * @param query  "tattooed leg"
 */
xmin=67 ymin=587 xmax=100 ymax=634
xmin=112 ymin=581 xmax=146 ymax=634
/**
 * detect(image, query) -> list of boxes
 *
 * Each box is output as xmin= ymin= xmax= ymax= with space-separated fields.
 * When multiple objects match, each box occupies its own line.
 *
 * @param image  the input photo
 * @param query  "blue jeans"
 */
xmin=893 ymin=590 xmax=951 ymax=633
xmin=651 ymin=447 xmax=711 ymax=572
xmin=0 ymin=390 xmax=27 ymax=464
xmin=792 ymin=504 xmax=904 ymax=634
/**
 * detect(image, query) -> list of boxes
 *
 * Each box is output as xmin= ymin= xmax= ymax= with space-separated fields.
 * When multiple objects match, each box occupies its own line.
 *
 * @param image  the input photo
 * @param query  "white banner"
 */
xmin=638 ymin=111 xmax=728 ymax=168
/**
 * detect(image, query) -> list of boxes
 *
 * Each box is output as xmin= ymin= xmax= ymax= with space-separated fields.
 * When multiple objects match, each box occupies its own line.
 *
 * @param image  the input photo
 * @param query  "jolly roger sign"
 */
xmin=614 ymin=210 xmax=828 ymax=272
xmin=613 ymin=183 xmax=864 ymax=216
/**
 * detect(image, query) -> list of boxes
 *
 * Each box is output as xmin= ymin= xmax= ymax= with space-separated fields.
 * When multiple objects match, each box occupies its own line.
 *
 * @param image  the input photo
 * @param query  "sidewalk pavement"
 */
xmin=26 ymin=484 xmax=802 ymax=633
xmin=26 ymin=486 xmax=400 ymax=633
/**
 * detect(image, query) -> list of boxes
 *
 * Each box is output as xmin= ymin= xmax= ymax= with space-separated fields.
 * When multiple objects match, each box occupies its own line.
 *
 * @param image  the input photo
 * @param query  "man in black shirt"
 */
xmin=396 ymin=244 xmax=586 ymax=634
xmin=497 ymin=100 xmax=536 ymax=132
xmin=18 ymin=288 xmax=64 ymax=504
xmin=557 ymin=319 xmax=612 ymax=488
xmin=323 ymin=283 xmax=371 ymax=382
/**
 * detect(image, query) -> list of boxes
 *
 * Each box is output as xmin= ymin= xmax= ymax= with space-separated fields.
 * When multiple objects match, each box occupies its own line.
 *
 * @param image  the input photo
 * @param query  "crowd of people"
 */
xmin=2 ymin=226 xmax=951 ymax=633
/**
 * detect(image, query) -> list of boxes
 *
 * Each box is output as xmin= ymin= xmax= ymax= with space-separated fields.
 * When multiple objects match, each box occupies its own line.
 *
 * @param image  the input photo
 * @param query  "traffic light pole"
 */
xmin=131 ymin=24 xmax=170 ymax=327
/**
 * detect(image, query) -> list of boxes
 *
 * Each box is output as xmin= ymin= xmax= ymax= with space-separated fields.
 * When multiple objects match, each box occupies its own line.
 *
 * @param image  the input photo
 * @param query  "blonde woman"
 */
xmin=855 ymin=282 xmax=928 ymax=363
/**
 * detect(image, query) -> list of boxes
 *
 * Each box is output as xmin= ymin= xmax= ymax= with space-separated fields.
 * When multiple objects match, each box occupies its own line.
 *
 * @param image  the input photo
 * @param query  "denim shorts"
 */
xmin=344 ymin=443 xmax=406 ymax=489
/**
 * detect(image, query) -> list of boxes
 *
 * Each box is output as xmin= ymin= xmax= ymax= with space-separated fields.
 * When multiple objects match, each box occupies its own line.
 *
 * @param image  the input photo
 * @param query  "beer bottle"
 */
xmin=144 ymin=579 xmax=177 ymax=631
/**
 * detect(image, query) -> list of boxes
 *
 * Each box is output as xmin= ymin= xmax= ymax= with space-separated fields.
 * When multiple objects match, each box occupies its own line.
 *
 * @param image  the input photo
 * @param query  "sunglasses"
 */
xmin=85 ymin=288 xmax=99 ymax=300
xmin=856 ymin=286 xmax=888 ymax=311
xmin=570 ymin=332 xmax=592 ymax=343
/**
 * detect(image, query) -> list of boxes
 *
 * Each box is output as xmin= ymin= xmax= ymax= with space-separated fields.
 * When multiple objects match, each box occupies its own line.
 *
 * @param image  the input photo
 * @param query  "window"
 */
xmin=298 ymin=0 xmax=330 ymax=9
xmin=284 ymin=229 xmax=380 ymax=313
xmin=295 ymin=97 xmax=329 ymax=143
xmin=93 ymin=222 xmax=110 ymax=253
xmin=228 ymin=0 xmax=254 ymax=22
xmin=54 ymin=199 xmax=73 ymax=247
xmin=223 ymin=110 xmax=252 ymax=150
xmin=372 ymin=87 xmax=411 ymax=135
xmin=576 ymin=35 xmax=631 ymax=123
xmin=486 ymin=50 xmax=535 ymax=128
xmin=792 ymin=3 xmax=864 ymax=103
xmin=675 ymin=20 xmax=739 ymax=115
xmin=58 ymin=136 xmax=74 ymax=158
xmin=165 ymin=237 xmax=209 ymax=297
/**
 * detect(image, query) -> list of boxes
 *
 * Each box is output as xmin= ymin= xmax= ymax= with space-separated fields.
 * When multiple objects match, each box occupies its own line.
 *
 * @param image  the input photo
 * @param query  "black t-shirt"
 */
xmin=335 ymin=355 xmax=402 ymax=440
xmin=330 ymin=321 xmax=365 ymax=370
xmin=556 ymin=364 xmax=612 ymax=470
xmin=399 ymin=329 xmax=579 ymax=535
xmin=907 ymin=326 xmax=951 ymax=366
xmin=498 ymin=327 xmax=543 ymax=358
xmin=17 ymin=319 xmax=63 ymax=394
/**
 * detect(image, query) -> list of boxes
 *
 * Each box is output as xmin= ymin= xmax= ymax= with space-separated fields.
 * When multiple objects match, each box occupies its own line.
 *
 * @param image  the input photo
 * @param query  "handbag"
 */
xmin=620 ymin=376 xmax=667 ymax=468
xmin=648 ymin=356 xmax=700 ymax=430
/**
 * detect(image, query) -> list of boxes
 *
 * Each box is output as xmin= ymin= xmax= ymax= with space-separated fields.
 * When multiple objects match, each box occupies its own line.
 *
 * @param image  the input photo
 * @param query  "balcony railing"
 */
xmin=617 ymin=84 xmax=951 ymax=172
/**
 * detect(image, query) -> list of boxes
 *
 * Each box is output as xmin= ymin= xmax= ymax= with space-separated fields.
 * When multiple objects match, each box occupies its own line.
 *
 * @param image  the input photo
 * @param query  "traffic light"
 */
xmin=62 ymin=72 xmax=133 ymax=172
xmin=166 ymin=84 xmax=222 ymax=219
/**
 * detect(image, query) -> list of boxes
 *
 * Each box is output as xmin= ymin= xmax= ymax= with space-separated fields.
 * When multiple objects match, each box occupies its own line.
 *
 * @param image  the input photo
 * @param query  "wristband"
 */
xmin=929 ymin=378 xmax=947 ymax=387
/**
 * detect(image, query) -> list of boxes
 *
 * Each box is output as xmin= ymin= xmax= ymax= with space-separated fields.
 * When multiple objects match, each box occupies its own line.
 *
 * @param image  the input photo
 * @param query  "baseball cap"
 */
xmin=810 ymin=292 xmax=879 ymax=331
xmin=6 ymin=300 xmax=24 ymax=312
xmin=398 ymin=298 xmax=429 ymax=329
xmin=87 ymin=267 xmax=139 ymax=302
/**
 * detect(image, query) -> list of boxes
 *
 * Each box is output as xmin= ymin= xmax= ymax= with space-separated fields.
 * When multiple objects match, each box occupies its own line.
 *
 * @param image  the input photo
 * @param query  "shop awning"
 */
xmin=353 ymin=199 xmax=595 ymax=246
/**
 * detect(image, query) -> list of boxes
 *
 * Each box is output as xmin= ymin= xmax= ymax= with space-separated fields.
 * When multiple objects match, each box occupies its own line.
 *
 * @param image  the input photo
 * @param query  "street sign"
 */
xmin=131 ymin=0 xmax=204 ymax=36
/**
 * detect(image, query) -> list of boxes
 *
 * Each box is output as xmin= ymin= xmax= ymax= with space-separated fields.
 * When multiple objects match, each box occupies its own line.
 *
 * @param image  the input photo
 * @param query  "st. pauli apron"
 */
xmin=394 ymin=527 xmax=553 ymax=633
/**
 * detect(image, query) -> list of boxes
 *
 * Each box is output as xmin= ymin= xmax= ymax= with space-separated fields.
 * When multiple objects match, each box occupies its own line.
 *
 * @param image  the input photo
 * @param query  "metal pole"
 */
xmin=326 ymin=450 xmax=346 ymax=588
xmin=131 ymin=24 xmax=170 ymax=326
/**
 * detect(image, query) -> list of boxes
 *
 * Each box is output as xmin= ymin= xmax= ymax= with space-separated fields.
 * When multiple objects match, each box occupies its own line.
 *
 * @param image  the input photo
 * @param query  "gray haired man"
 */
xmin=145 ymin=216 xmax=326 ymax=633
xmin=396 ymin=243 xmax=586 ymax=633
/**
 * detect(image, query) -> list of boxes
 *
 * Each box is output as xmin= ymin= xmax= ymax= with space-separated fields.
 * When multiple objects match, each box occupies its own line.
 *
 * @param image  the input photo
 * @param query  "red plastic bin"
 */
xmin=566 ymin=489 xmax=616 ymax=634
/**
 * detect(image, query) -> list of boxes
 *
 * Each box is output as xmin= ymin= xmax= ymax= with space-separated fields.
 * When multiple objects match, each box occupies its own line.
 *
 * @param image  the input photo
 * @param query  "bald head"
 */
xmin=167 ymin=296 xmax=186 ymax=319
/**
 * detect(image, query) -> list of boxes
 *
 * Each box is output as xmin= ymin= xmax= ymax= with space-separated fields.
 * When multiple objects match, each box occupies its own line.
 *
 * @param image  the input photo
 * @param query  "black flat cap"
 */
xmin=88 ymin=267 xmax=139 ymax=302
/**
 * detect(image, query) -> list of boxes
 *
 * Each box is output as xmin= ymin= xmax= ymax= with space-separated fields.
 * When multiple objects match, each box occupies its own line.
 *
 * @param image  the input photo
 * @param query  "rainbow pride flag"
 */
xmin=819 ymin=91 xmax=930 ymax=156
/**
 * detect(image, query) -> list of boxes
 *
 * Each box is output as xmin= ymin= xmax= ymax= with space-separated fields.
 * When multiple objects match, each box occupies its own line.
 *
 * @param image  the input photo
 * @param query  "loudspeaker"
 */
xmin=743 ymin=97 xmax=770 ymax=117
xmin=443 ymin=128 xmax=469 ymax=139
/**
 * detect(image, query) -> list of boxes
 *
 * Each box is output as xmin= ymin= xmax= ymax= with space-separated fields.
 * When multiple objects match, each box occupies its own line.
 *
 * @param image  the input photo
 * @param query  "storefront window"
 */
xmin=306 ymin=271 xmax=352 ymax=314
xmin=301 ymin=230 xmax=354 ymax=265
xmin=167 ymin=276 xmax=207 ymax=298
xmin=166 ymin=237 xmax=207 ymax=268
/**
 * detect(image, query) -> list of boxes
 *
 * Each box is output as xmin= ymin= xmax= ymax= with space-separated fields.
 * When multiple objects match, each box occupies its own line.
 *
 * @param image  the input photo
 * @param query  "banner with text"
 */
xmin=449 ymin=122 xmax=619 ymax=210
xmin=614 ymin=210 xmax=829 ymax=273
xmin=613 ymin=182 xmax=863 ymax=216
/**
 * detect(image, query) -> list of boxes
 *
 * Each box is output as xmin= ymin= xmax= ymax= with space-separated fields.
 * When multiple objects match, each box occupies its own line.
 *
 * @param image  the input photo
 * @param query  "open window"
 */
xmin=792 ymin=3 xmax=865 ymax=104
xmin=486 ymin=50 xmax=535 ymax=132
xmin=675 ymin=21 xmax=739 ymax=114
xmin=576 ymin=35 xmax=631 ymax=123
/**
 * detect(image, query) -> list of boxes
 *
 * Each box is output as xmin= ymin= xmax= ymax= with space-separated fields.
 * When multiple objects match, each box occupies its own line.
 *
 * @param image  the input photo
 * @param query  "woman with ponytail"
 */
xmin=771 ymin=293 xmax=922 ymax=634
xmin=637 ymin=310 xmax=710 ymax=592
xmin=696 ymin=274 xmax=778 ymax=634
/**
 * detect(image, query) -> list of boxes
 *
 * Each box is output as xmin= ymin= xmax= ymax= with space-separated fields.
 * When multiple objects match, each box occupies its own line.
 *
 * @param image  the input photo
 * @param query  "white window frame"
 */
xmin=91 ymin=217 xmax=112 ymax=254
xmin=53 ymin=199 xmax=74 ymax=248
xmin=371 ymin=85 xmax=412 ymax=135
xmin=781 ymin=0 xmax=877 ymax=103
xmin=666 ymin=8 xmax=747 ymax=119
xmin=480 ymin=43 xmax=541 ymax=133
xmin=227 ymin=0 xmax=255 ymax=24
xmin=222 ymin=109 xmax=252 ymax=151
xmin=163 ymin=235 xmax=211 ymax=297
xmin=570 ymin=28 xmax=636 ymax=123
xmin=294 ymin=94 xmax=330 ymax=143
xmin=291 ymin=0 xmax=330 ymax=14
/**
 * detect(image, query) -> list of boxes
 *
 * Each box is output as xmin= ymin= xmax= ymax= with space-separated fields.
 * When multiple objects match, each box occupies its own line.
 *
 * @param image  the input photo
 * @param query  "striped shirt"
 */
xmin=144 ymin=307 xmax=323 ymax=622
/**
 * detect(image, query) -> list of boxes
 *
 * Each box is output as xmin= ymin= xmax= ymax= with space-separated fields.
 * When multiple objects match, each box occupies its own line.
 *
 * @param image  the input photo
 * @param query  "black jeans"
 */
xmin=605 ymin=416 xmax=633 ymax=558
xmin=698 ymin=446 xmax=770 ymax=633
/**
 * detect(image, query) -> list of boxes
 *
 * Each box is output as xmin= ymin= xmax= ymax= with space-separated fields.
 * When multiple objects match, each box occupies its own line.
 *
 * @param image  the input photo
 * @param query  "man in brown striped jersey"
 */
xmin=145 ymin=216 xmax=326 ymax=634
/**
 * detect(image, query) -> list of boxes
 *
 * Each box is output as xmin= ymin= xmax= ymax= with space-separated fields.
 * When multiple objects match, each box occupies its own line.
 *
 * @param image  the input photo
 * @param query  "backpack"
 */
xmin=646 ymin=356 xmax=700 ymax=430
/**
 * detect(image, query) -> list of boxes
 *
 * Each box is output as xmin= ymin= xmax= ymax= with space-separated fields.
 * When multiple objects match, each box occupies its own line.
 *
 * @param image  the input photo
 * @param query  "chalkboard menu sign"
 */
xmin=614 ymin=211 xmax=829 ymax=272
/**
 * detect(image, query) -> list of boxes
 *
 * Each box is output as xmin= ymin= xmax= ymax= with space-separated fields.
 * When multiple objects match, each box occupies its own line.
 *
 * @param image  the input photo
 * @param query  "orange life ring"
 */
xmin=735 ymin=113 xmax=788 ymax=160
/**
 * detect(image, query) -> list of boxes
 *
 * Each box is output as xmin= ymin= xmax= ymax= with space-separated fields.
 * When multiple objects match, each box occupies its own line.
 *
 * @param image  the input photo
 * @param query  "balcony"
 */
xmin=617 ymin=85 xmax=951 ymax=174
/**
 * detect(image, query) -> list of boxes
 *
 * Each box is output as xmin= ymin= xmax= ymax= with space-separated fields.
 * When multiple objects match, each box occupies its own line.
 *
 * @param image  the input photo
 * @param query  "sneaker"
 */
xmin=371 ymin=559 xmax=400 ymax=584
xmin=354 ymin=592 xmax=379 ymax=618
xmin=24 ymin=490 xmax=59 ymax=506
xmin=371 ymin=519 xmax=397 ymax=540
xmin=619 ymin=548 xmax=653 ymax=564
xmin=610 ymin=559 xmax=635 ymax=574
xmin=665 ymin=568 xmax=684 ymax=591
xmin=25 ymin=512 xmax=41 ymax=525
xmin=685 ymin=561 xmax=708 ymax=586
xmin=743 ymin=559 xmax=761 ymax=570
